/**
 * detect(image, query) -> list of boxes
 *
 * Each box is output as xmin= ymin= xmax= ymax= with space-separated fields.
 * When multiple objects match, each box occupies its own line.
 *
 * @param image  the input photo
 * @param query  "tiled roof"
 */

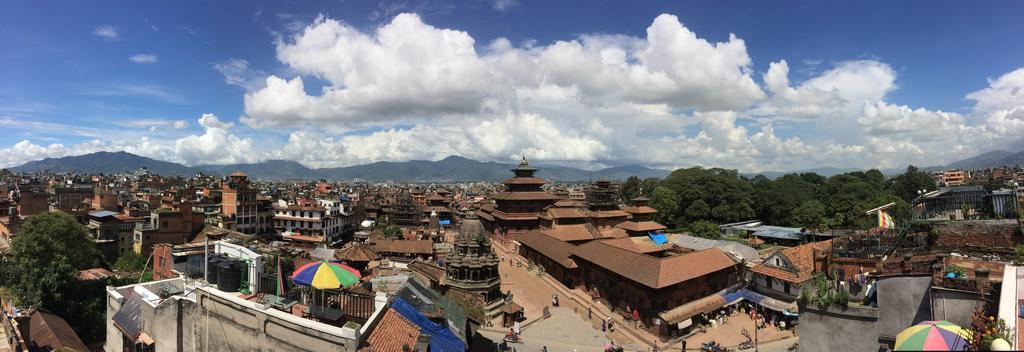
xmin=490 ymin=211 xmax=539 ymax=221
xmin=615 ymin=221 xmax=666 ymax=232
xmin=590 ymin=210 xmax=630 ymax=218
xmin=553 ymin=200 xmax=586 ymax=208
xmin=518 ymin=230 xmax=578 ymax=268
xmin=336 ymin=243 xmax=380 ymax=262
xmin=501 ymin=177 xmax=548 ymax=185
xmin=28 ymin=311 xmax=89 ymax=352
xmin=371 ymin=239 xmax=434 ymax=255
xmin=492 ymin=191 xmax=559 ymax=201
xmin=598 ymin=236 xmax=673 ymax=254
xmin=545 ymin=207 xmax=588 ymax=219
xmin=572 ymin=241 xmax=737 ymax=289
xmin=540 ymin=224 xmax=600 ymax=242
xmin=620 ymin=205 xmax=658 ymax=214
xmin=751 ymin=240 xmax=831 ymax=283
xmin=365 ymin=309 xmax=421 ymax=352
xmin=76 ymin=268 xmax=115 ymax=281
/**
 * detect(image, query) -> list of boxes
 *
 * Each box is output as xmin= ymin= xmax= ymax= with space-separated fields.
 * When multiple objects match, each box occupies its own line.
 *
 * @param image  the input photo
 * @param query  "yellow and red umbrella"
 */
xmin=291 ymin=261 xmax=362 ymax=289
xmin=895 ymin=320 xmax=971 ymax=351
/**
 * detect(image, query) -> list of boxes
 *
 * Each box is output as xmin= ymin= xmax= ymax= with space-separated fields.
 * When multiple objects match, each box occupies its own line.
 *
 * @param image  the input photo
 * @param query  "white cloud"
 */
xmin=174 ymin=114 xmax=256 ymax=165
xmin=213 ymin=59 xmax=266 ymax=91
xmin=858 ymin=101 xmax=966 ymax=141
xmin=74 ymin=83 xmax=186 ymax=103
xmin=116 ymin=118 xmax=189 ymax=130
xmin=492 ymin=0 xmax=518 ymax=12
xmin=243 ymin=13 xmax=764 ymax=127
xmin=93 ymin=26 xmax=120 ymax=41
xmin=197 ymin=113 xmax=234 ymax=129
xmin=967 ymin=68 xmax=1024 ymax=114
xmin=129 ymin=54 xmax=158 ymax=64
xmin=755 ymin=60 xmax=896 ymax=120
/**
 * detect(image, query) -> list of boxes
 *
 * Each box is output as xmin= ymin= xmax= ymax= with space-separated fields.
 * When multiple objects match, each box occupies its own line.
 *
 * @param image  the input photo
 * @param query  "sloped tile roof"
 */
xmin=365 ymin=309 xmax=421 ymax=352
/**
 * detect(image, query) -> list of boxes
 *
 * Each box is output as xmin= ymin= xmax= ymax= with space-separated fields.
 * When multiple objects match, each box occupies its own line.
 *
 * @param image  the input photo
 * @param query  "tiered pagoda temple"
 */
xmin=477 ymin=156 xmax=558 ymax=247
xmin=444 ymin=219 xmax=502 ymax=306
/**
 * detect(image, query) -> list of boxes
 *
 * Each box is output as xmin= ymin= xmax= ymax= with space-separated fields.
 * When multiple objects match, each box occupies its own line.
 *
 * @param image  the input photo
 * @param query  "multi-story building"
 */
xmin=133 ymin=202 xmax=204 ymax=257
xmin=273 ymin=198 xmax=350 ymax=245
xmin=87 ymin=210 xmax=143 ymax=261
xmin=220 ymin=172 xmax=260 ymax=235
xmin=53 ymin=184 xmax=93 ymax=212
xmin=15 ymin=186 xmax=49 ymax=216
xmin=942 ymin=169 xmax=968 ymax=186
xmin=92 ymin=187 xmax=120 ymax=211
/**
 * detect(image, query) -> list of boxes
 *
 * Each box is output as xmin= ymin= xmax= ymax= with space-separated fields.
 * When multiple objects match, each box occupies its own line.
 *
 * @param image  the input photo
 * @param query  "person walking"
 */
xmin=602 ymin=318 xmax=607 ymax=332
xmin=632 ymin=309 xmax=640 ymax=328
xmin=588 ymin=306 xmax=593 ymax=320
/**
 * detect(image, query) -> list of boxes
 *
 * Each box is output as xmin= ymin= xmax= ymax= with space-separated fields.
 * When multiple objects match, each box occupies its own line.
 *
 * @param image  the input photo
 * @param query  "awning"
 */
xmin=438 ymin=220 xmax=451 ymax=225
xmin=658 ymin=294 xmax=726 ymax=325
xmin=737 ymin=289 xmax=798 ymax=314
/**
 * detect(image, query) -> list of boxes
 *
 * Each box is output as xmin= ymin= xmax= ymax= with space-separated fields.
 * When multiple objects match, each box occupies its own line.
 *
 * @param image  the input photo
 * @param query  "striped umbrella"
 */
xmin=895 ymin=320 xmax=971 ymax=351
xmin=290 ymin=261 xmax=362 ymax=289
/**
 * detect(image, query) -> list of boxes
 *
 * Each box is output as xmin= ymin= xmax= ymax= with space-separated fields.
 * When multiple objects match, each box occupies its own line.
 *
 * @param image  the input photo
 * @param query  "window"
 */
xmin=783 ymin=282 xmax=791 ymax=293
xmin=766 ymin=277 xmax=773 ymax=289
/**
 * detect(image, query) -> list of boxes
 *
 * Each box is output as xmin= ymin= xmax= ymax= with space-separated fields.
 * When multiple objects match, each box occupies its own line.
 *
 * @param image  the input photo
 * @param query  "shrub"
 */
xmin=833 ymin=288 xmax=850 ymax=307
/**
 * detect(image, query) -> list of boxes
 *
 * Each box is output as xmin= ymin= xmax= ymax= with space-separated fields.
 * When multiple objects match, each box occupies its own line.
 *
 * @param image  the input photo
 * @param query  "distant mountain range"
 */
xmin=9 ymin=152 xmax=669 ymax=182
xmin=743 ymin=167 xmax=859 ymax=179
xmin=944 ymin=150 xmax=1024 ymax=170
xmin=10 ymin=149 xmax=1022 ymax=181
xmin=741 ymin=150 xmax=1024 ymax=179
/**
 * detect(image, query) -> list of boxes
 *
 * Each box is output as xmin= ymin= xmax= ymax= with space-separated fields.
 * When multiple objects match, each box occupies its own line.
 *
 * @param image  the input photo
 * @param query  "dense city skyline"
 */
xmin=3 ymin=1 xmax=1023 ymax=172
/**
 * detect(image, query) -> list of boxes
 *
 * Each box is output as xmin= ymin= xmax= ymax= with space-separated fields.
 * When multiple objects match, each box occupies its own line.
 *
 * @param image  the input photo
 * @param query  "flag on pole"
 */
xmin=878 ymin=211 xmax=896 ymax=229
xmin=276 ymin=256 xmax=285 ymax=296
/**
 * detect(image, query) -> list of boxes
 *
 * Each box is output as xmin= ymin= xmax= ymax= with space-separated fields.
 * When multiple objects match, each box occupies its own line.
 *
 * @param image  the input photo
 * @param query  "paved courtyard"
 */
xmin=684 ymin=313 xmax=795 ymax=348
xmin=482 ymin=307 xmax=619 ymax=351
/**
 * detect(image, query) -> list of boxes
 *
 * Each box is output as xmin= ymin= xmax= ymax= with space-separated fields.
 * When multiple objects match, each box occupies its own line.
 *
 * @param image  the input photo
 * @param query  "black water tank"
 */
xmin=218 ymin=260 xmax=243 ymax=292
xmin=206 ymin=255 xmax=223 ymax=284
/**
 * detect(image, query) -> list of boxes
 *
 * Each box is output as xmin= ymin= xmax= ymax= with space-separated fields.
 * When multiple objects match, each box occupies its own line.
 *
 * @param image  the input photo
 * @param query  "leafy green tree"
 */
xmin=3 ymin=212 xmax=100 ymax=309
xmin=661 ymin=167 xmax=754 ymax=225
xmin=649 ymin=187 xmax=679 ymax=227
xmin=620 ymin=175 xmax=641 ymax=201
xmin=639 ymin=178 xmax=662 ymax=197
xmin=752 ymin=173 xmax=822 ymax=227
xmin=792 ymin=200 xmax=828 ymax=230
xmin=0 ymin=212 xmax=111 ymax=342
xmin=888 ymin=165 xmax=937 ymax=203
xmin=688 ymin=220 xmax=720 ymax=239
xmin=383 ymin=225 xmax=404 ymax=239
xmin=684 ymin=199 xmax=711 ymax=221
xmin=113 ymin=252 xmax=148 ymax=272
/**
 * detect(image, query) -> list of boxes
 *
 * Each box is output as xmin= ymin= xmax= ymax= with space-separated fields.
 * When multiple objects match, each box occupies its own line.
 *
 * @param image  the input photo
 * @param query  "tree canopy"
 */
xmin=633 ymin=165 xmax=926 ymax=231
xmin=3 ymin=212 xmax=100 ymax=309
xmin=648 ymin=187 xmax=679 ymax=227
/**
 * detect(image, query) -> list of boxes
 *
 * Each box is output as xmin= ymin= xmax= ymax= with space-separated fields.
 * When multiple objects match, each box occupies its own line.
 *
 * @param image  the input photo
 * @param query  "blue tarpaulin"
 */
xmin=648 ymin=232 xmax=667 ymax=245
xmin=439 ymin=220 xmax=451 ymax=225
xmin=720 ymin=291 xmax=744 ymax=305
xmin=392 ymin=297 xmax=466 ymax=352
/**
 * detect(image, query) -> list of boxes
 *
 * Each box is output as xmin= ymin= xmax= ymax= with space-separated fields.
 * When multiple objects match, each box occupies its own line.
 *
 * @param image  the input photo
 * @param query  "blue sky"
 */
xmin=2 ymin=0 xmax=1023 ymax=171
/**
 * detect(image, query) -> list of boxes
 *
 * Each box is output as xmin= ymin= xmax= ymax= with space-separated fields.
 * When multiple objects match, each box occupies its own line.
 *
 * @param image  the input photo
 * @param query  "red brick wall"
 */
xmin=932 ymin=221 xmax=1019 ymax=252
xmin=152 ymin=243 xmax=174 ymax=280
